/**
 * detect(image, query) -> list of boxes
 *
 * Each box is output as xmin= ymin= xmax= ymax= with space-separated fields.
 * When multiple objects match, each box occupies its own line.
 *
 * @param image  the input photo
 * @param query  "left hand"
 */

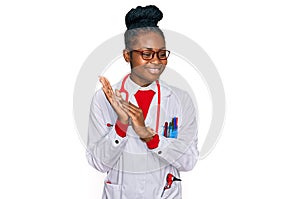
xmin=99 ymin=76 xmax=129 ymax=124
xmin=121 ymin=101 xmax=154 ymax=139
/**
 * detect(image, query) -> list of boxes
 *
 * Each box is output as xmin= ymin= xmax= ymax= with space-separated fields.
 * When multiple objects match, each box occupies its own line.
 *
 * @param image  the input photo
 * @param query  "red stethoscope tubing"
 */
xmin=119 ymin=74 xmax=161 ymax=133
xmin=119 ymin=74 xmax=130 ymax=101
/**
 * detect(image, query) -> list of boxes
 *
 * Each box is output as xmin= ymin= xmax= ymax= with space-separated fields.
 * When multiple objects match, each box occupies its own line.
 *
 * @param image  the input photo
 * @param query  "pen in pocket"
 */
xmin=162 ymin=117 xmax=178 ymax=138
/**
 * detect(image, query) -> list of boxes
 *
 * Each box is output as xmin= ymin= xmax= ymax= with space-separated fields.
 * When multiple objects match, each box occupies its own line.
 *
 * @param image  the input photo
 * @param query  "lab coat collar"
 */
xmin=126 ymin=76 xmax=158 ymax=95
xmin=114 ymin=74 xmax=173 ymax=98
xmin=157 ymin=79 xmax=173 ymax=98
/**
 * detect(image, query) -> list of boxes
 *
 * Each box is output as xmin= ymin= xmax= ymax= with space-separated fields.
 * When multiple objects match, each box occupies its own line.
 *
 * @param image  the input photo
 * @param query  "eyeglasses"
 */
xmin=130 ymin=49 xmax=170 ymax=60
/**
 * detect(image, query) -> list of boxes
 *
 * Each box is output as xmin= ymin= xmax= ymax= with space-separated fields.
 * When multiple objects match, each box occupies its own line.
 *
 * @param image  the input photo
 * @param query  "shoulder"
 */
xmin=159 ymin=80 xmax=190 ymax=99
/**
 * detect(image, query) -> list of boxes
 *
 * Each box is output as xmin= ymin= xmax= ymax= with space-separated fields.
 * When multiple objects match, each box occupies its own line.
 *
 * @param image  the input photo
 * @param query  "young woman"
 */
xmin=87 ymin=5 xmax=199 ymax=199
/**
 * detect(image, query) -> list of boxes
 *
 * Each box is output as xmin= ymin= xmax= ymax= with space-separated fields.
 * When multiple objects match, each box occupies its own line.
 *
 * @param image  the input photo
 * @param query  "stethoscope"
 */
xmin=119 ymin=74 xmax=161 ymax=132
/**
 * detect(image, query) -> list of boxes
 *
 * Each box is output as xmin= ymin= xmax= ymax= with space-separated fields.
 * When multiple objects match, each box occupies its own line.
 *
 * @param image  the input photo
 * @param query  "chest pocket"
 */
xmin=160 ymin=116 xmax=179 ymax=139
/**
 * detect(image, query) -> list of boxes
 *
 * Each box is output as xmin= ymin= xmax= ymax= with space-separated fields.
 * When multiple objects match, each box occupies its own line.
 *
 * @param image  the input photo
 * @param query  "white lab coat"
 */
xmin=87 ymin=76 xmax=199 ymax=199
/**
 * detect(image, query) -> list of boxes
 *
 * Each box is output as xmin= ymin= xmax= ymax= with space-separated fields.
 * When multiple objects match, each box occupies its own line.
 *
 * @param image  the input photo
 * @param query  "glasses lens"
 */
xmin=142 ymin=50 xmax=154 ymax=60
xmin=158 ymin=50 xmax=169 ymax=60
xmin=133 ymin=50 xmax=170 ymax=60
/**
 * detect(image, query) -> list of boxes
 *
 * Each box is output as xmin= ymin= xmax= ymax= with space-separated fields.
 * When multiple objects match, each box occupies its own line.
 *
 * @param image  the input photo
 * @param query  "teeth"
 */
xmin=148 ymin=68 xmax=160 ymax=74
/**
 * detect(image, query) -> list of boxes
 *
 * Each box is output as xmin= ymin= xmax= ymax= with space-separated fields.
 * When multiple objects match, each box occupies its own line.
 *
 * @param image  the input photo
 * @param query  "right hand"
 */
xmin=99 ymin=76 xmax=129 ymax=124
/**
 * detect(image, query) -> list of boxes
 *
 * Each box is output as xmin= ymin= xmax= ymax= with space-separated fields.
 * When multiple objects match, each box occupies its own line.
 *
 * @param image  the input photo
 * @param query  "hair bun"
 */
xmin=125 ymin=5 xmax=163 ymax=30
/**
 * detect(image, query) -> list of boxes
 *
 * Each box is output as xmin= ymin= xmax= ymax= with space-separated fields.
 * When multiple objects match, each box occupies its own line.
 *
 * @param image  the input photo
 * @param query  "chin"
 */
xmin=148 ymin=74 xmax=161 ymax=81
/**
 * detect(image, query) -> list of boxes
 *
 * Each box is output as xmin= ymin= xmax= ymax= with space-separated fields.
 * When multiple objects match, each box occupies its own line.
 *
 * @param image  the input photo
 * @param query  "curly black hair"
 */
xmin=124 ymin=5 xmax=165 ymax=50
xmin=125 ymin=5 xmax=163 ymax=30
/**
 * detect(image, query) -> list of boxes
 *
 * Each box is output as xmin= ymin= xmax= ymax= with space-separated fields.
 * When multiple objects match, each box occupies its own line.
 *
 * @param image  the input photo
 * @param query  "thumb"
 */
xmin=115 ymin=89 xmax=121 ymax=97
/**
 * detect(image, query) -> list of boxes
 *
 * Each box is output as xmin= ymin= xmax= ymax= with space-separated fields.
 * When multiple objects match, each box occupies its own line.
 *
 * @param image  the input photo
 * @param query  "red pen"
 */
xmin=164 ymin=122 xmax=168 ymax=137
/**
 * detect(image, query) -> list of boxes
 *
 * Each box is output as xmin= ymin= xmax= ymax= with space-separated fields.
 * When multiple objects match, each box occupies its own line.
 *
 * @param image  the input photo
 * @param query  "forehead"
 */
xmin=132 ymin=32 xmax=165 ymax=50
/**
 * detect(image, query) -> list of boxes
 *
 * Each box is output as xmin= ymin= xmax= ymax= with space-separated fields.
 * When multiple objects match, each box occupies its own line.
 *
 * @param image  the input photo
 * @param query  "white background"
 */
xmin=1 ymin=0 xmax=299 ymax=198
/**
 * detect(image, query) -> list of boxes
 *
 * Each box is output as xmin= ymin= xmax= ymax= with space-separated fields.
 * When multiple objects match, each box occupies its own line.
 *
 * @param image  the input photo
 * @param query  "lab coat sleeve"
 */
xmin=151 ymin=92 xmax=199 ymax=171
xmin=86 ymin=89 xmax=128 ymax=173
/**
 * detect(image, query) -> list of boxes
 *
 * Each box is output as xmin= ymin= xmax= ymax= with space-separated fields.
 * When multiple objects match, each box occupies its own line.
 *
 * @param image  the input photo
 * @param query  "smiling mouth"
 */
xmin=147 ymin=68 xmax=161 ymax=74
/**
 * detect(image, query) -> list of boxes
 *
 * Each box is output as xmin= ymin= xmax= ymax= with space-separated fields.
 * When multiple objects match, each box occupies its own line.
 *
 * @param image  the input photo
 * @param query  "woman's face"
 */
xmin=124 ymin=31 xmax=167 ymax=87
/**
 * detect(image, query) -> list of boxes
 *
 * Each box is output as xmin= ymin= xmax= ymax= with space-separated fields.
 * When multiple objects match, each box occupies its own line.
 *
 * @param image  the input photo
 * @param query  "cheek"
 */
xmin=132 ymin=60 xmax=147 ymax=68
xmin=131 ymin=56 xmax=148 ymax=67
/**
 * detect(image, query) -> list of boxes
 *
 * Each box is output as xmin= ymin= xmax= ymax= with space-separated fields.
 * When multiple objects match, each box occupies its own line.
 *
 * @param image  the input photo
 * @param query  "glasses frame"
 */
xmin=130 ymin=49 xmax=171 ymax=60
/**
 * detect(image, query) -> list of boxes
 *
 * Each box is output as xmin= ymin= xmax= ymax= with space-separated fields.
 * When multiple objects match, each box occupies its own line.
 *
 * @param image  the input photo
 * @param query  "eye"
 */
xmin=158 ymin=51 xmax=167 ymax=57
xmin=142 ymin=51 xmax=153 ymax=58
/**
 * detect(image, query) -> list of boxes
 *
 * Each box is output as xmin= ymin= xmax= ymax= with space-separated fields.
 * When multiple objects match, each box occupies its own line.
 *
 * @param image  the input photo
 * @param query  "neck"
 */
xmin=129 ymin=74 xmax=154 ymax=87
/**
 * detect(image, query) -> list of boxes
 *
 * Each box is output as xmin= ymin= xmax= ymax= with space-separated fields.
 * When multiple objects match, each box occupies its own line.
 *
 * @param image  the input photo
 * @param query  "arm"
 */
xmin=86 ymin=90 xmax=128 ymax=172
xmin=121 ymin=90 xmax=199 ymax=171
xmin=151 ymin=92 xmax=199 ymax=171
xmin=86 ymin=77 xmax=129 ymax=173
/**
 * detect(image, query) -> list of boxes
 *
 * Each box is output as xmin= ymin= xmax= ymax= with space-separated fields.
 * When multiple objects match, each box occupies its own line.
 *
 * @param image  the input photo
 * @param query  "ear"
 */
xmin=123 ymin=49 xmax=131 ymax=63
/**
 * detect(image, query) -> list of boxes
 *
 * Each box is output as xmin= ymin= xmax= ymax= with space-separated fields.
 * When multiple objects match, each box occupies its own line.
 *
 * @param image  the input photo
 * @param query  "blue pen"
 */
xmin=170 ymin=117 xmax=178 ymax=138
xmin=168 ymin=122 xmax=171 ymax=137
xmin=173 ymin=117 xmax=177 ymax=130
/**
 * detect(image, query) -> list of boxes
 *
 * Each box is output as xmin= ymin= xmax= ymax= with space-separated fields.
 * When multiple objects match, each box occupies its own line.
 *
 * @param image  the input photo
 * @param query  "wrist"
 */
xmin=144 ymin=134 xmax=160 ymax=149
xmin=115 ymin=120 xmax=129 ymax=138
xmin=140 ymin=135 xmax=155 ymax=143
xmin=118 ymin=117 xmax=128 ymax=125
xmin=140 ymin=128 xmax=156 ymax=142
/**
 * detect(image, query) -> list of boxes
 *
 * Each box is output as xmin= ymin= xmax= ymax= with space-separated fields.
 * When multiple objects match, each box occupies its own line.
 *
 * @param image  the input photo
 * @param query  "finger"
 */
xmin=102 ymin=81 xmax=115 ymax=98
xmin=102 ymin=86 xmax=112 ymax=97
xmin=128 ymin=105 xmax=143 ymax=117
xmin=125 ymin=107 xmax=144 ymax=123
xmin=120 ymin=100 xmax=131 ymax=108
xmin=115 ymin=95 xmax=123 ymax=103
xmin=122 ymin=104 xmax=138 ymax=116
xmin=100 ymin=76 xmax=113 ymax=91
xmin=115 ymin=91 xmax=126 ymax=106
xmin=102 ymin=88 xmax=113 ymax=103
xmin=121 ymin=102 xmax=140 ymax=113
xmin=100 ymin=76 xmax=108 ymax=83
xmin=121 ymin=103 xmax=132 ymax=113
xmin=125 ymin=108 xmax=135 ymax=119
xmin=99 ymin=76 xmax=107 ymax=87
xmin=115 ymin=89 xmax=125 ymax=102
xmin=129 ymin=101 xmax=140 ymax=110
xmin=102 ymin=85 xmax=117 ymax=102
xmin=104 ymin=79 xmax=113 ymax=91
xmin=100 ymin=78 xmax=111 ymax=95
xmin=122 ymin=103 xmax=138 ymax=114
xmin=115 ymin=89 xmax=121 ymax=97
